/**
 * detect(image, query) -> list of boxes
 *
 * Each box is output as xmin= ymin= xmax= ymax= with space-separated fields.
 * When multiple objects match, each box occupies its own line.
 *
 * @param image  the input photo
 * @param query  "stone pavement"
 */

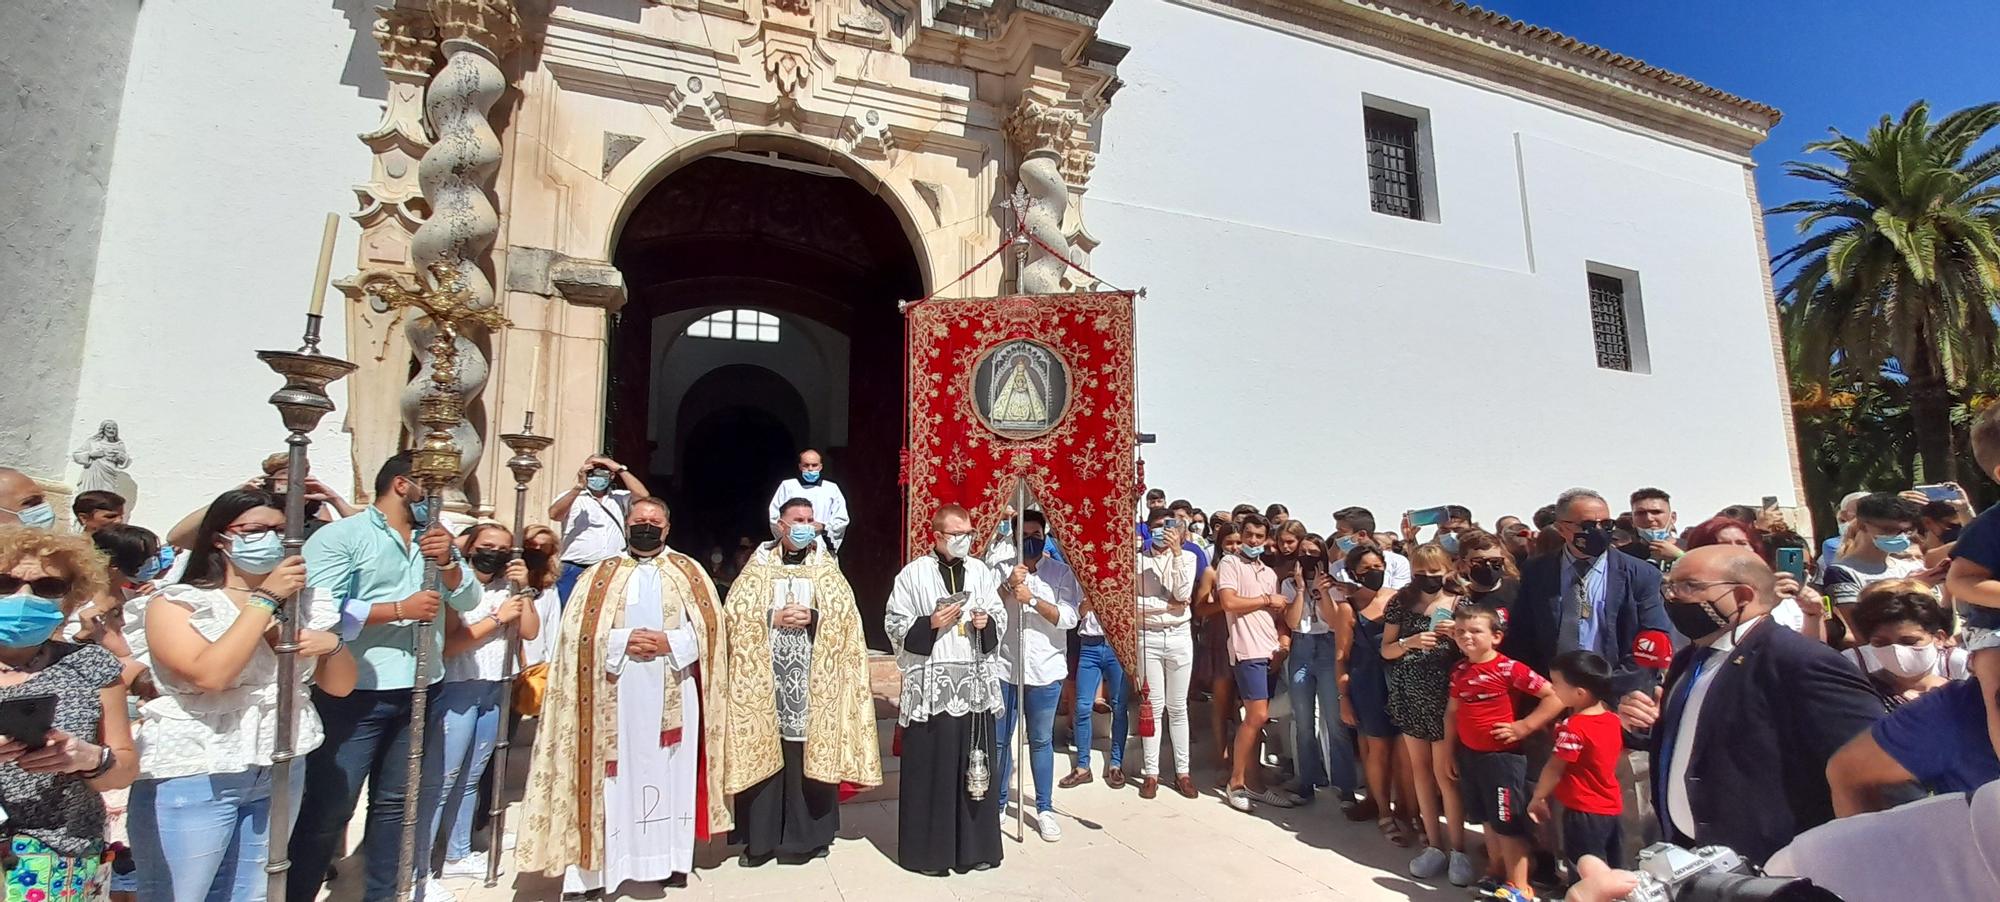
xmin=319 ymin=659 xmax=1467 ymax=902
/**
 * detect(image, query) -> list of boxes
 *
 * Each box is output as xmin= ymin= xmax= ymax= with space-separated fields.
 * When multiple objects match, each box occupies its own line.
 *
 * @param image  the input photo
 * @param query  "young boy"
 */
xmin=1946 ymin=402 xmax=2000 ymax=765
xmin=1445 ymin=604 xmax=1565 ymax=901
xmin=1527 ymin=650 xmax=1626 ymax=882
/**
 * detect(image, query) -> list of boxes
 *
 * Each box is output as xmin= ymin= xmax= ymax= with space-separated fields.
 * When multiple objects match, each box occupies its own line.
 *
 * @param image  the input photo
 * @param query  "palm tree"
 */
xmin=1772 ymin=100 xmax=2000 ymax=482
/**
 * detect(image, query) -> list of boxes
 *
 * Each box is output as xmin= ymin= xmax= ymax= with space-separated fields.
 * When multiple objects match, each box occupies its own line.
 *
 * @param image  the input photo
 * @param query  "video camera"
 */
xmin=1619 ymin=843 xmax=1841 ymax=902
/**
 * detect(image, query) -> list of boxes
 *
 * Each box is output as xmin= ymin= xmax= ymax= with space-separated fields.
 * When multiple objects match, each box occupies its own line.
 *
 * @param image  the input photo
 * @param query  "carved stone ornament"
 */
xmin=766 ymin=46 xmax=811 ymax=98
xmin=1004 ymin=96 xmax=1082 ymax=158
xmin=767 ymin=0 xmax=813 ymax=15
xmin=665 ymin=75 xmax=727 ymax=128
xmin=844 ymin=108 xmax=895 ymax=159
xmin=602 ymin=132 xmax=644 ymax=178
xmin=374 ymin=7 xmax=441 ymax=77
xmin=429 ymin=0 xmax=521 ymax=54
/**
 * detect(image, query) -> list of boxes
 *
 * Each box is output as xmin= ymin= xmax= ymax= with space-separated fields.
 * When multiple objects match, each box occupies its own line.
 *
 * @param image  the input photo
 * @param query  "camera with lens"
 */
xmin=1619 ymin=843 xmax=1841 ymax=902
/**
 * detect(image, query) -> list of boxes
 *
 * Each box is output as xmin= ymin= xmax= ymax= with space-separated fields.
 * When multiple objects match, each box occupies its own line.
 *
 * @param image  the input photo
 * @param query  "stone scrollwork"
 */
xmin=1004 ymin=95 xmax=1084 ymax=294
xmin=844 ymin=108 xmax=895 ymax=159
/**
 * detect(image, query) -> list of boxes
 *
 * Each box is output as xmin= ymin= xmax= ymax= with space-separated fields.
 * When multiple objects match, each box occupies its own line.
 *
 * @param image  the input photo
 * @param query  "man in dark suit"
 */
xmin=1617 ymin=545 xmax=1882 ymax=865
xmin=1504 ymin=488 xmax=1673 ymax=696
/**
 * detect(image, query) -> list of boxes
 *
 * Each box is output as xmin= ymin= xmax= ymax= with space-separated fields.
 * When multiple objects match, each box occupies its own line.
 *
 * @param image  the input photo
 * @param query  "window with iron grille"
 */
xmin=1365 ymin=107 xmax=1423 ymax=219
xmin=685 ymin=308 xmax=780 ymax=343
xmin=1587 ymin=273 xmax=1633 ymax=371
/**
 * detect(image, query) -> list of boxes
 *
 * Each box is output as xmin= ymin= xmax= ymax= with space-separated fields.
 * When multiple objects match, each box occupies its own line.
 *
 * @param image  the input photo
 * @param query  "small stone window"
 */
xmin=1585 ymin=266 xmax=1650 ymax=374
xmin=1364 ymin=107 xmax=1424 ymax=219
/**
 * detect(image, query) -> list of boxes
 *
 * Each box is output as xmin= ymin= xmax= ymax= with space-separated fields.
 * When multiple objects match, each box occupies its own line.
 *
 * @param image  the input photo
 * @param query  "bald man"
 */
xmin=1616 ymin=546 xmax=1881 ymax=865
xmin=0 ymin=468 xmax=54 ymax=528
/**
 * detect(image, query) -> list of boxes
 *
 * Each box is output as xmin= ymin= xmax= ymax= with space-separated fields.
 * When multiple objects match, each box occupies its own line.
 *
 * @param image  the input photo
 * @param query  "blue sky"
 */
xmin=1475 ymin=0 xmax=1994 ymax=255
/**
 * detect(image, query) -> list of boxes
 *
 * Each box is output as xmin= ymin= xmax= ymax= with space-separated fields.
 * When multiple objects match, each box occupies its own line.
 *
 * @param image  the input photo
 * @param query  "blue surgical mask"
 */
xmin=0 ymin=594 xmax=66 ymax=648
xmin=4 ymin=503 xmax=55 ymax=530
xmin=1022 ymin=536 xmax=1046 ymax=561
xmin=787 ymin=523 xmax=819 ymax=547
xmin=997 ymin=520 xmax=1013 ymax=537
xmin=408 ymin=496 xmax=432 ymax=530
xmin=1872 ymin=533 xmax=1913 ymax=554
xmin=136 ymin=546 xmax=175 ymax=583
xmin=1438 ymin=532 xmax=1461 ymax=556
xmin=1242 ymin=545 xmax=1265 ymax=560
xmin=1151 ymin=530 xmax=1175 ymax=550
xmin=1335 ymin=535 xmax=1359 ymax=554
xmin=227 ymin=531 xmax=286 ymax=574
xmin=586 ymin=474 xmax=613 ymax=493
xmin=1640 ymin=527 xmax=1675 ymax=543
xmin=801 ymin=470 xmax=821 ymax=484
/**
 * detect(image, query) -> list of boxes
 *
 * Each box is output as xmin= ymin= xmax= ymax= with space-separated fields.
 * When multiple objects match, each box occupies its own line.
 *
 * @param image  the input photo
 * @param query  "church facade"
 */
xmin=9 ymin=0 xmax=1800 ymax=551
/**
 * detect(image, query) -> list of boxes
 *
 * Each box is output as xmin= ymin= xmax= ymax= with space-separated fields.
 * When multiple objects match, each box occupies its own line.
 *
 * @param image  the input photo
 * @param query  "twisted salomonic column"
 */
xmin=405 ymin=0 xmax=520 ymax=508
xmin=1004 ymin=95 xmax=1082 ymax=294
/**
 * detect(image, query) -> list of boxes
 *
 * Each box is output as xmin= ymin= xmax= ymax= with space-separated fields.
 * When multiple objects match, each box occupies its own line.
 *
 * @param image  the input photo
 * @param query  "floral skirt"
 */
xmin=3 ymin=837 xmax=103 ymax=902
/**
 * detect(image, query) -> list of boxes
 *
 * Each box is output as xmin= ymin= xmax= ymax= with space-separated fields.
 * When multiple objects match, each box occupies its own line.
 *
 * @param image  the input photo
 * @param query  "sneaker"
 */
xmin=1227 ymin=787 xmax=1254 ymax=812
xmin=1447 ymin=851 xmax=1477 ymax=887
xmin=1472 ymin=877 xmax=1505 ymax=895
xmin=439 ymin=852 xmax=487 ymax=880
xmin=1036 ymin=811 xmax=1063 ymax=842
xmin=1409 ymin=846 xmax=1448 ymax=879
xmin=1252 ymin=788 xmax=1299 ymax=808
xmin=422 ymin=878 xmax=458 ymax=902
xmin=1488 ymin=885 xmax=1534 ymax=902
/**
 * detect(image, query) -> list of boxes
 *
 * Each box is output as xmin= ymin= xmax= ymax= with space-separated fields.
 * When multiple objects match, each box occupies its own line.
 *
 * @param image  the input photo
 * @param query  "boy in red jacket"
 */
xmin=1446 ymin=604 xmax=1566 ymax=901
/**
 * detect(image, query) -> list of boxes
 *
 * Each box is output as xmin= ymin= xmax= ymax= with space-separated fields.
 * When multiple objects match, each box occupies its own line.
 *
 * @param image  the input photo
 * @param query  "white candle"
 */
xmin=308 ymin=213 xmax=338 ymax=316
xmin=525 ymin=342 xmax=543 ymax=413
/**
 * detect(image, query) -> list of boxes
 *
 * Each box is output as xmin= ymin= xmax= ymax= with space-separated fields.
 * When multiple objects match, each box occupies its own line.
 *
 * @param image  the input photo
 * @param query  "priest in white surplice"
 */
xmin=766 ymin=449 xmax=849 ymax=552
xmin=516 ymin=497 xmax=731 ymax=898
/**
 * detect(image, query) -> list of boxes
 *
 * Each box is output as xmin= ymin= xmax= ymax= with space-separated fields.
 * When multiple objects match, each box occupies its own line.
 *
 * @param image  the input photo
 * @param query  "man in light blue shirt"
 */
xmin=288 ymin=451 xmax=481 ymax=902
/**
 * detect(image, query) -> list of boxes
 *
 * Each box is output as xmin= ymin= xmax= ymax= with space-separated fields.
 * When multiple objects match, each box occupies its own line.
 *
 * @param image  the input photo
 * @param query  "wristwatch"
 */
xmin=81 ymin=744 xmax=115 ymax=779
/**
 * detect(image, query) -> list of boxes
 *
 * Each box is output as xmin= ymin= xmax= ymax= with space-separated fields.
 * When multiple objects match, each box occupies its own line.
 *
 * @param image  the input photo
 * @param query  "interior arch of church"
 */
xmin=611 ymin=152 xmax=924 ymax=647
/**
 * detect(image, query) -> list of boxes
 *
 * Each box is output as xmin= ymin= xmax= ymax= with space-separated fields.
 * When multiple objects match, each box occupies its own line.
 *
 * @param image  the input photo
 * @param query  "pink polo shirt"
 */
xmin=1217 ymin=554 xmax=1282 ymax=663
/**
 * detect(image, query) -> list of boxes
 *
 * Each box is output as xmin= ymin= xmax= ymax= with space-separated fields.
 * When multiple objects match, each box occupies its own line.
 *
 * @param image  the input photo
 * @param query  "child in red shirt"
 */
xmin=1444 ymin=604 xmax=1564 ymax=900
xmin=1528 ymin=650 xmax=1627 ymax=877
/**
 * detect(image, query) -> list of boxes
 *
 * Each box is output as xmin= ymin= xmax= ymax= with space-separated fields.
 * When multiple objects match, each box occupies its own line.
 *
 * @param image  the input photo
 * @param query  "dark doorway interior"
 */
xmin=609 ymin=152 xmax=924 ymax=648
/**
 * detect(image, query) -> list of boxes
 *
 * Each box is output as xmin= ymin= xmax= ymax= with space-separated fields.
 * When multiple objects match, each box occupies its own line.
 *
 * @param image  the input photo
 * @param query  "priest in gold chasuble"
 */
xmin=515 ymin=497 xmax=731 ymax=897
xmin=721 ymin=498 xmax=882 ymax=866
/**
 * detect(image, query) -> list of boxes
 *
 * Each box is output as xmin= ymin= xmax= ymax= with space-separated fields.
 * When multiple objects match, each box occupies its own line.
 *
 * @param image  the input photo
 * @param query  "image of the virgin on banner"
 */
xmin=903 ymin=291 xmax=1140 ymax=671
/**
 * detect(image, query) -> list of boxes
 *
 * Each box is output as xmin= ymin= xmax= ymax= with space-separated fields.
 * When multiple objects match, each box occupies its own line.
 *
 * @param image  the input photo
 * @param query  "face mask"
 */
xmin=1866 ymin=643 xmax=1940 ymax=679
xmin=1469 ymin=561 xmax=1504 ymax=588
xmin=1414 ymin=574 xmax=1448 ymax=594
xmin=1335 ymin=535 xmax=1359 ymax=554
xmin=136 ymin=546 xmax=175 ymax=583
xmin=997 ymin=520 xmax=1013 ymax=537
xmin=1872 ymin=533 xmax=1912 ymax=554
xmin=522 ymin=549 xmax=551 ymax=572
xmin=942 ymin=533 xmax=974 ymax=560
xmin=627 ymin=523 xmax=665 ymax=553
xmin=1022 ymin=535 xmax=1046 ymax=561
xmin=1241 ymin=545 xmax=1264 ymax=560
xmin=227 ymin=532 xmax=286 ymax=575
xmin=801 ymin=470 xmax=821 ymax=484
xmin=787 ymin=523 xmax=819 ymax=548
xmin=4 ymin=503 xmax=55 ymax=530
xmin=1640 ymin=527 xmax=1675 ymax=543
xmin=470 ymin=548 xmax=512 ymax=575
xmin=586 ymin=474 xmax=613 ymax=493
xmin=408 ymin=496 xmax=432 ymax=530
xmin=1571 ymin=525 xmax=1610 ymax=558
xmin=1150 ymin=530 xmax=1175 ymax=551
xmin=1357 ymin=571 xmax=1386 ymax=591
xmin=0 ymin=595 xmax=65 ymax=648
xmin=1438 ymin=532 xmax=1461 ymax=557
xmin=1190 ymin=522 xmax=1206 ymax=536
xmin=1665 ymin=598 xmax=1732 ymax=640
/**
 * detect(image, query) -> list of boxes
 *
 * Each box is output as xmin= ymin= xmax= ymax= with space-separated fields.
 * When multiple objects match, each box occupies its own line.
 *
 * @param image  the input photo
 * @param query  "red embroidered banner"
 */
xmin=904 ymin=292 xmax=1140 ymax=671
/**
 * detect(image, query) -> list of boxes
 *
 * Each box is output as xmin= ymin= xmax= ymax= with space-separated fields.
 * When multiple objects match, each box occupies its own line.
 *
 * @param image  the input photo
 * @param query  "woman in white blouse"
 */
xmin=125 ymin=488 xmax=356 ymax=902
xmin=431 ymin=524 xmax=544 ymax=879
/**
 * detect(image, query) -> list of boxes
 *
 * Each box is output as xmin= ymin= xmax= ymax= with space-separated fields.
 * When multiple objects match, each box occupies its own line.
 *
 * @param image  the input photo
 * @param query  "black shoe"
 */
xmin=663 ymin=872 xmax=689 ymax=888
xmin=740 ymin=850 xmax=776 ymax=868
xmin=970 ymin=861 xmax=996 ymax=872
xmin=561 ymin=892 xmax=603 ymax=901
xmin=917 ymin=869 xmax=948 ymax=877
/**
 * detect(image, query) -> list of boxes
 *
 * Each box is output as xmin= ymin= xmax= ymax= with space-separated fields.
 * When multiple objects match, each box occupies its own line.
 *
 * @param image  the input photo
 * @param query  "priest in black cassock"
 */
xmin=885 ymin=503 xmax=1009 ymax=875
xmin=721 ymin=498 xmax=882 ymax=865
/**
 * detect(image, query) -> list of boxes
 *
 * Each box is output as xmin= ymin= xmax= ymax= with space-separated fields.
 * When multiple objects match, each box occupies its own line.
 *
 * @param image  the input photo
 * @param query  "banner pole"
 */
xmin=1014 ymin=480 xmax=1028 ymax=843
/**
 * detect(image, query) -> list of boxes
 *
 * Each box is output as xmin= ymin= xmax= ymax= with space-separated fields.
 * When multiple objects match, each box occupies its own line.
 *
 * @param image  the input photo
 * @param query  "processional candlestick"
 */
xmin=360 ymin=260 xmax=512 ymax=900
xmin=484 ymin=415 xmax=550 ymax=886
xmin=258 ymin=312 xmax=358 ymax=901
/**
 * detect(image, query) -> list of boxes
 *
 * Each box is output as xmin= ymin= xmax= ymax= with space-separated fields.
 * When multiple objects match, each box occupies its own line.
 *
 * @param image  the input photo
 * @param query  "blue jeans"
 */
xmin=287 ymin=686 xmax=446 ymax=902
xmin=996 ymin=680 xmax=1062 ymax=813
xmin=1287 ymin=631 xmax=1357 ymax=795
xmin=1071 ymin=638 xmax=1127 ymax=770
xmin=433 ymin=679 xmax=505 ymax=862
xmin=129 ymin=765 xmax=304 ymax=902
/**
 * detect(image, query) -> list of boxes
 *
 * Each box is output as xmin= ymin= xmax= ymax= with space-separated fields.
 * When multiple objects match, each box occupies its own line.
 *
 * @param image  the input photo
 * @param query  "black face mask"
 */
xmin=522 ymin=549 xmax=551 ymax=572
xmin=1414 ymin=574 xmax=1449 ymax=594
xmin=1469 ymin=561 xmax=1504 ymax=588
xmin=1357 ymin=571 xmax=1387 ymax=591
xmin=628 ymin=524 xmax=665 ymax=553
xmin=1571 ymin=525 xmax=1610 ymax=557
xmin=1665 ymin=597 xmax=1732 ymax=640
xmin=470 ymin=548 xmax=512 ymax=576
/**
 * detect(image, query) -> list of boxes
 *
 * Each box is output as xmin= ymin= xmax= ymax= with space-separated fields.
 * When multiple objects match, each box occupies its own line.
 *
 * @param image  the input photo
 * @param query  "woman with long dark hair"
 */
xmin=124 ymin=489 xmax=355 ymax=901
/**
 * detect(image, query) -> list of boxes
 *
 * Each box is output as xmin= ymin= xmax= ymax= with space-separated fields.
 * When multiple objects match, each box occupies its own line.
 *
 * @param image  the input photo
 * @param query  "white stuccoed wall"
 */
xmin=73 ymin=0 xmax=381 ymax=529
xmin=1092 ymin=1 xmax=1799 ymax=529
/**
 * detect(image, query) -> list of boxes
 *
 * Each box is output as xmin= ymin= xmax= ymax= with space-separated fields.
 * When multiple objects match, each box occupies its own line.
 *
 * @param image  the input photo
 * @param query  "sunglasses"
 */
xmin=0 ymin=575 xmax=71 ymax=598
xmin=1563 ymin=519 xmax=1620 ymax=532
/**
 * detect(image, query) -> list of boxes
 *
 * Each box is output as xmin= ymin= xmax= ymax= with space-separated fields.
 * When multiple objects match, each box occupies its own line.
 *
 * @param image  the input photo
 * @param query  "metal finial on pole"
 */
xmin=362 ymin=261 xmax=511 ymax=900
xmin=259 ymin=316 xmax=358 ymax=902
xmin=486 ymin=414 xmax=551 ymax=887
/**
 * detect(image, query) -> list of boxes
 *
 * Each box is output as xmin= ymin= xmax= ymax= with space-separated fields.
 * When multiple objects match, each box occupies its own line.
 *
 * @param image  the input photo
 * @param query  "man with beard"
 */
xmin=721 ymin=498 xmax=881 ymax=865
xmin=886 ymin=504 xmax=1007 ymax=875
xmin=516 ymin=497 xmax=731 ymax=899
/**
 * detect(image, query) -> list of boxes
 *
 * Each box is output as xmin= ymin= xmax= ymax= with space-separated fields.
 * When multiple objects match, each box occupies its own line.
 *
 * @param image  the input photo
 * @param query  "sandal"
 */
xmin=1377 ymin=815 xmax=1411 ymax=847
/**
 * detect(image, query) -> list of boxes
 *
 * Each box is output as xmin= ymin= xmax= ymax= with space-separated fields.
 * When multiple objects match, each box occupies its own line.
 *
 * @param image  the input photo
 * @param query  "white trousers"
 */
xmin=1138 ymin=625 xmax=1195 ymax=777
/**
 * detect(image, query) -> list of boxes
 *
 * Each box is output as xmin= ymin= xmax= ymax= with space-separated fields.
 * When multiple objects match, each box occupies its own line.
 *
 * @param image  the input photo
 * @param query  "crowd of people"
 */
xmin=3 ymin=402 xmax=2000 ymax=901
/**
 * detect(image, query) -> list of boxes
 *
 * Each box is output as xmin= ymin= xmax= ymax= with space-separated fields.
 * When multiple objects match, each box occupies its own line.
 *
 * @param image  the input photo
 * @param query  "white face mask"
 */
xmin=940 ymin=533 xmax=974 ymax=560
xmin=1864 ymin=643 xmax=1939 ymax=679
